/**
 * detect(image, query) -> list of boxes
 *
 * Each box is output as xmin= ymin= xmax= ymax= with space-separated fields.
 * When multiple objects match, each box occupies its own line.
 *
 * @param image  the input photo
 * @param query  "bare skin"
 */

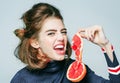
xmin=79 ymin=25 xmax=113 ymax=62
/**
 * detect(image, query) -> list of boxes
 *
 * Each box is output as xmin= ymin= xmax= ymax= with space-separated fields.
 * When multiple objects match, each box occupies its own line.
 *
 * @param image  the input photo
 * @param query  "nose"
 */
xmin=57 ymin=33 xmax=64 ymax=42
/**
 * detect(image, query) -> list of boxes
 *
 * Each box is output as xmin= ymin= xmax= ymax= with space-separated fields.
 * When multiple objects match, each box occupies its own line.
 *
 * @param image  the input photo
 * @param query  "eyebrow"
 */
xmin=45 ymin=28 xmax=67 ymax=32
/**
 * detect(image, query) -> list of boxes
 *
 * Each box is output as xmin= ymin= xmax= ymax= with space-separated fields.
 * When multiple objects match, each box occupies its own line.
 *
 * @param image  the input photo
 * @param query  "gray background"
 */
xmin=0 ymin=0 xmax=120 ymax=83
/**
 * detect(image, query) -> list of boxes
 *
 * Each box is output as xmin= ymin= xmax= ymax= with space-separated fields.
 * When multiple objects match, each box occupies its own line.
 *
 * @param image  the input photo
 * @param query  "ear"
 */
xmin=30 ymin=39 xmax=40 ymax=48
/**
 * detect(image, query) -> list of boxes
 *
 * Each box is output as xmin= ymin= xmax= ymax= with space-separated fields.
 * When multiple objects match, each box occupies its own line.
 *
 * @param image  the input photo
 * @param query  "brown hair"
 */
xmin=14 ymin=3 xmax=72 ymax=69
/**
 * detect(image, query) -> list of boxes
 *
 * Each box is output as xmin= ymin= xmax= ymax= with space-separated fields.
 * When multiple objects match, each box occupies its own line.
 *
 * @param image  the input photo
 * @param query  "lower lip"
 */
xmin=55 ymin=50 xmax=65 ymax=55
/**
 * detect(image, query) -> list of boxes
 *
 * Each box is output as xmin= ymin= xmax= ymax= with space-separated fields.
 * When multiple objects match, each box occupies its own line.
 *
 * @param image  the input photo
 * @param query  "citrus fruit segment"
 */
xmin=71 ymin=33 xmax=83 ymax=61
xmin=67 ymin=32 xmax=86 ymax=82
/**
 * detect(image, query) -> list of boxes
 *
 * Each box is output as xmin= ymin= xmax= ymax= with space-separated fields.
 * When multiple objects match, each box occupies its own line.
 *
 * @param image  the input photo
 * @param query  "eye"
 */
xmin=47 ymin=32 xmax=55 ymax=36
xmin=61 ymin=31 xmax=67 ymax=35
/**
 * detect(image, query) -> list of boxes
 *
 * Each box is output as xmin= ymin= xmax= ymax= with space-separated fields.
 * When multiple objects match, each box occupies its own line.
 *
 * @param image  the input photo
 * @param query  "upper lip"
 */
xmin=54 ymin=44 xmax=65 ymax=49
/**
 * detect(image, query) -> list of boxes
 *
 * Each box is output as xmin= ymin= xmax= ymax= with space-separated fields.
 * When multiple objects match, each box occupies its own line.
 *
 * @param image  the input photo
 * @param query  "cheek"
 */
xmin=39 ymin=41 xmax=52 ymax=56
xmin=39 ymin=37 xmax=54 ymax=49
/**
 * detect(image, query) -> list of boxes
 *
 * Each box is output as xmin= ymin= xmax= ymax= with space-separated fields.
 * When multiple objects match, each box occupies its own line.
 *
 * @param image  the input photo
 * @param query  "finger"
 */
xmin=90 ymin=28 xmax=97 ymax=41
xmin=87 ymin=28 xmax=93 ymax=41
xmin=78 ymin=28 xmax=86 ymax=32
xmin=85 ymin=28 xmax=95 ymax=41
xmin=78 ymin=28 xmax=86 ymax=38
xmin=85 ymin=29 xmax=90 ymax=40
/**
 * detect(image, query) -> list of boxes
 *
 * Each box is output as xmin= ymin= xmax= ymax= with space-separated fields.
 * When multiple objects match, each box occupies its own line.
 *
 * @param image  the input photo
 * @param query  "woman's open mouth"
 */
xmin=54 ymin=44 xmax=65 ymax=55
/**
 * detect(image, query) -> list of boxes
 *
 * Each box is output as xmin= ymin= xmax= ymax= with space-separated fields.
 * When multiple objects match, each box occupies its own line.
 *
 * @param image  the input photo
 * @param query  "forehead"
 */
xmin=41 ymin=17 xmax=65 ymax=31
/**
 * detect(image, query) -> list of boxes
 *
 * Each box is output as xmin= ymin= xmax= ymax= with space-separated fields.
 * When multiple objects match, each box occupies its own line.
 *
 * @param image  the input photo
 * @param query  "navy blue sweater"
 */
xmin=11 ymin=51 xmax=120 ymax=83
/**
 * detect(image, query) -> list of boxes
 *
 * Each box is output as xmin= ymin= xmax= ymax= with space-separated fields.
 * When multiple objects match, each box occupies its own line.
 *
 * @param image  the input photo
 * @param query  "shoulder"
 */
xmin=10 ymin=67 xmax=29 ymax=83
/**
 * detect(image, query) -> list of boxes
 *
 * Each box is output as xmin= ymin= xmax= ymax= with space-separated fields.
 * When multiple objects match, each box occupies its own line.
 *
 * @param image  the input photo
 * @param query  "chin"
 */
xmin=56 ymin=56 xmax=64 ymax=61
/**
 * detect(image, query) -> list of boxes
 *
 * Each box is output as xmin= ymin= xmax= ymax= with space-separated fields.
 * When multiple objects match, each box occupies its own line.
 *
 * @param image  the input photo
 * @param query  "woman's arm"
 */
xmin=78 ymin=25 xmax=120 ymax=83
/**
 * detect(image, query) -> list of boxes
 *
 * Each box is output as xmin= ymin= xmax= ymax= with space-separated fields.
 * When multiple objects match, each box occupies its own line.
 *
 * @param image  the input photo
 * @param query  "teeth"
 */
xmin=55 ymin=45 xmax=64 ymax=48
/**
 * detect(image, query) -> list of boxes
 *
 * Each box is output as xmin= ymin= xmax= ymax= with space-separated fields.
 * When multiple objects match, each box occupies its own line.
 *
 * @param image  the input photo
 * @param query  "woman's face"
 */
xmin=38 ymin=17 xmax=67 ymax=61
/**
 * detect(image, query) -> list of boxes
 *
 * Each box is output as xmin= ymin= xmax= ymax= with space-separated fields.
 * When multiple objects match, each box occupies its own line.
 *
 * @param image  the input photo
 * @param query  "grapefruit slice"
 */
xmin=67 ymin=32 xmax=86 ymax=82
xmin=67 ymin=61 xmax=86 ymax=82
xmin=71 ymin=33 xmax=83 ymax=61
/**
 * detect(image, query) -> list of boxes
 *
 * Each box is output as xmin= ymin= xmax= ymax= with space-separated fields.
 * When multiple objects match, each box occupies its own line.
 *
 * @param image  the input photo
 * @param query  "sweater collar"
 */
xmin=28 ymin=59 xmax=67 ymax=73
xmin=42 ymin=60 xmax=66 ymax=73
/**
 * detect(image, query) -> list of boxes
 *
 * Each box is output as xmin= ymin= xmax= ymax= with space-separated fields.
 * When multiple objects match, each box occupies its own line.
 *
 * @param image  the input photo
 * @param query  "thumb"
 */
xmin=78 ymin=28 xmax=86 ymax=39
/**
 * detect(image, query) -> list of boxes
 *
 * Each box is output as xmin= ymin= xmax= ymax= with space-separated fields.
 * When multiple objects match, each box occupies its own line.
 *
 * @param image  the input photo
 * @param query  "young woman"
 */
xmin=11 ymin=3 xmax=120 ymax=83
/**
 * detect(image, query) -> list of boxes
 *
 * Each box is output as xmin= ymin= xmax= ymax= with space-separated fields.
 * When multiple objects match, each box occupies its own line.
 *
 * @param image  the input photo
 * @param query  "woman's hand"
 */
xmin=78 ymin=25 xmax=109 ymax=48
xmin=78 ymin=25 xmax=113 ymax=62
